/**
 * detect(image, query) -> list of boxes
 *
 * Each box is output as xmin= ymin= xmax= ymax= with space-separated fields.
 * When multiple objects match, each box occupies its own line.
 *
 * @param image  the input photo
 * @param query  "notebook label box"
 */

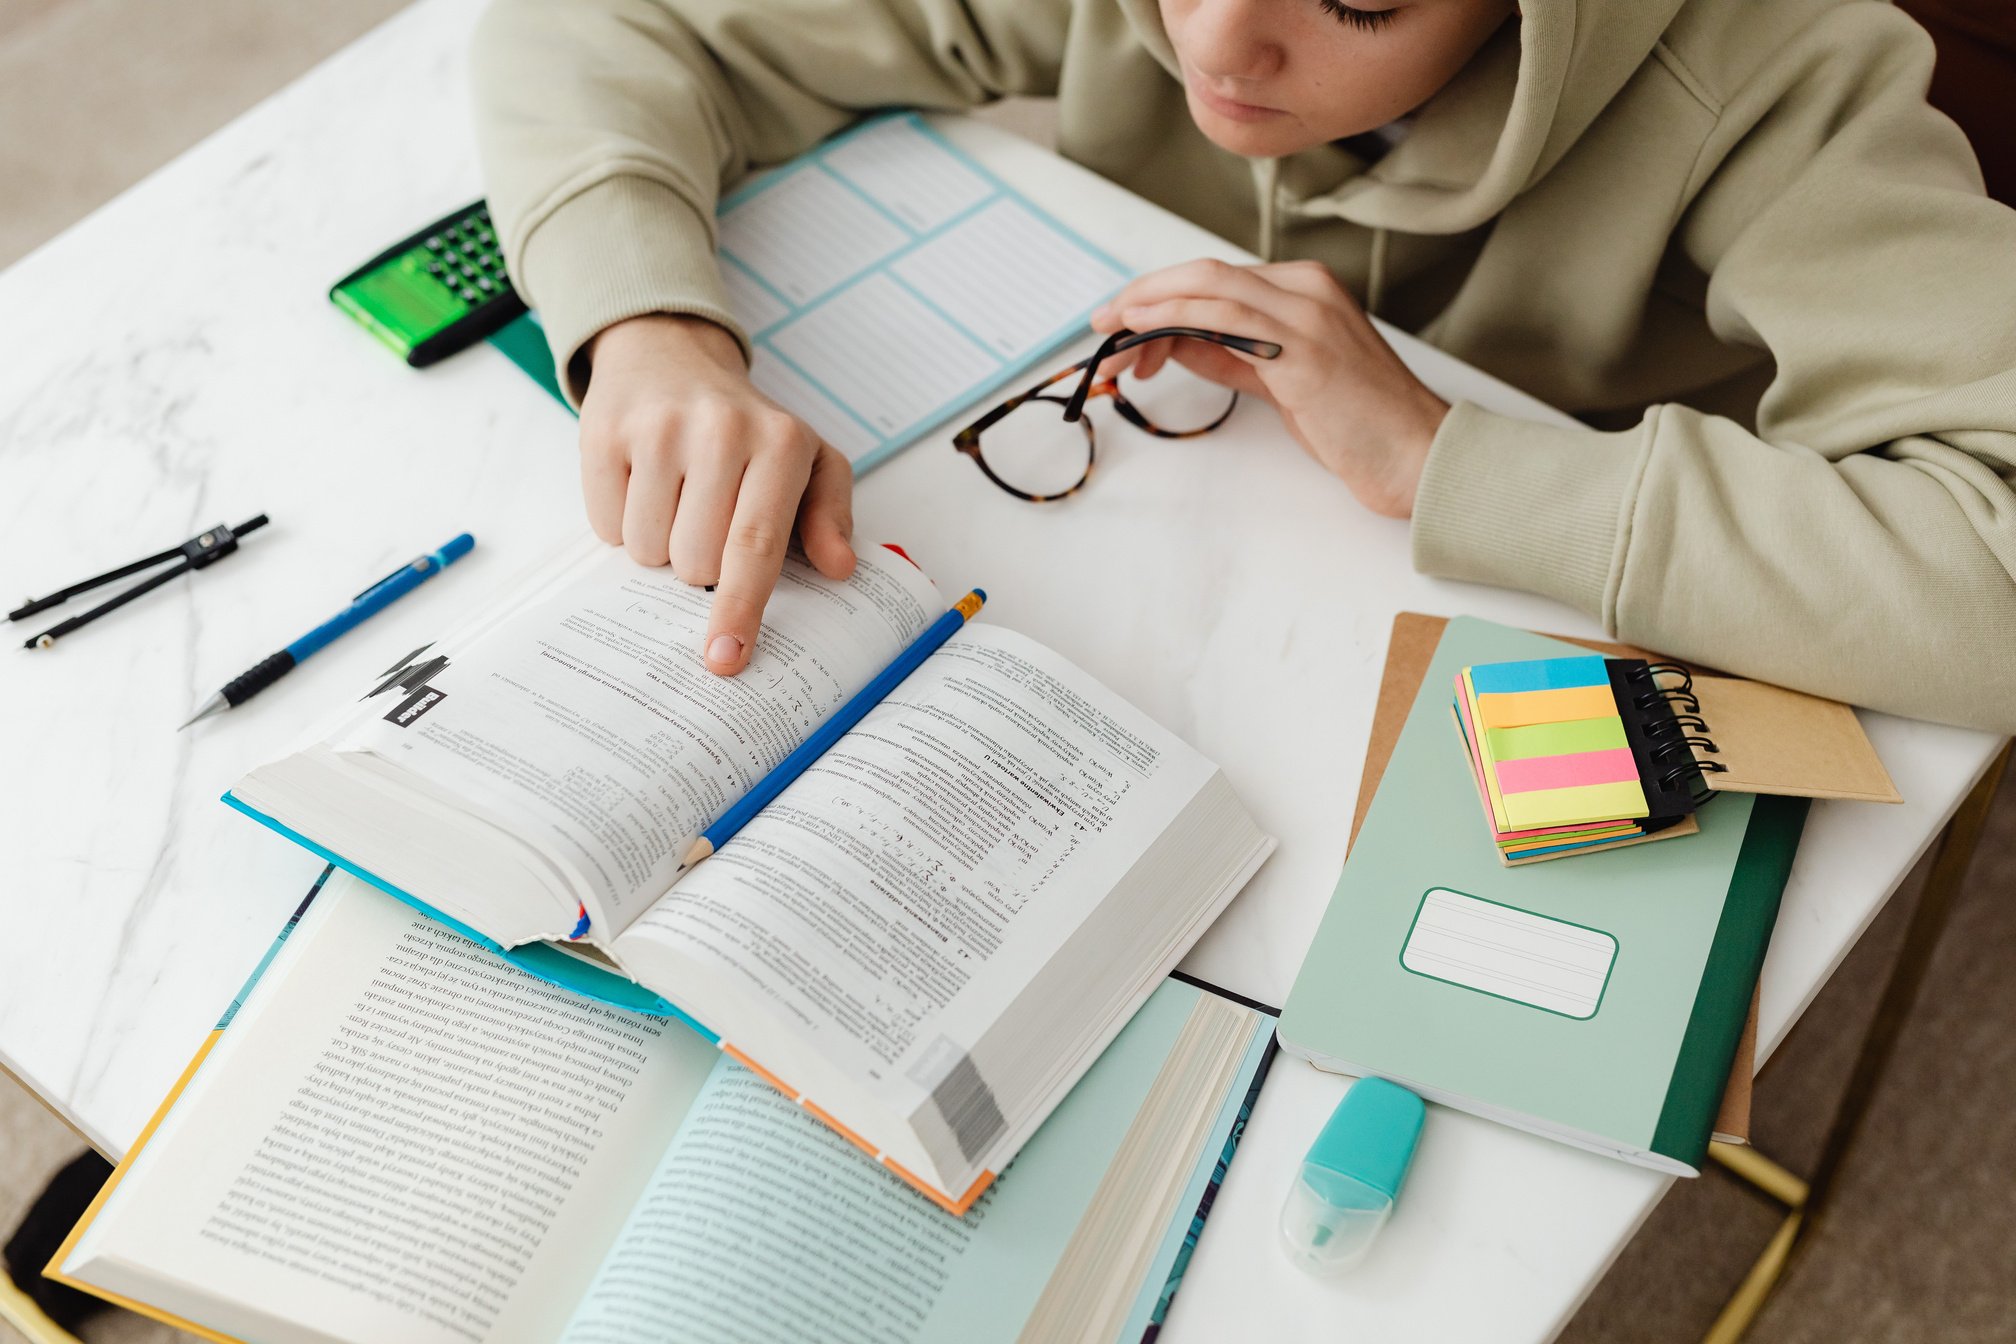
xmin=1399 ymin=888 xmax=1617 ymax=1020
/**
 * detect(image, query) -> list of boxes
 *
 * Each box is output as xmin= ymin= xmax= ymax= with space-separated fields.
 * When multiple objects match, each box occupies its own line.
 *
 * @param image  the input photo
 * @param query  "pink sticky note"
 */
xmin=1495 ymin=746 xmax=1640 ymax=795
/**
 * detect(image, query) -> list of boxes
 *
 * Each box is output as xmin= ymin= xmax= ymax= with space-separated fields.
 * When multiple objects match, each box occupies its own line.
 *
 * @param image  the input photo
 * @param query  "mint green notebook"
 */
xmin=1278 ymin=617 xmax=1806 ymax=1174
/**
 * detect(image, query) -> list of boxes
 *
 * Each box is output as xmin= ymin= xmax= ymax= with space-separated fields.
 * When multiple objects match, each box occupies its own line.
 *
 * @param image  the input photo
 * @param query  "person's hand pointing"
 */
xmin=578 ymin=313 xmax=856 ymax=674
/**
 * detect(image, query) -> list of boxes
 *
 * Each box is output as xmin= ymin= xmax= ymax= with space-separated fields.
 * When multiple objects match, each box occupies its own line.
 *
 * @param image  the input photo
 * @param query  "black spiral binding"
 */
xmin=1625 ymin=662 xmax=1727 ymax=805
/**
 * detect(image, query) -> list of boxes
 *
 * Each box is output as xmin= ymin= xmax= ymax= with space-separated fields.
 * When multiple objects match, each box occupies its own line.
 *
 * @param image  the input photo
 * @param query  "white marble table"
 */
xmin=0 ymin=1 xmax=2002 ymax=1339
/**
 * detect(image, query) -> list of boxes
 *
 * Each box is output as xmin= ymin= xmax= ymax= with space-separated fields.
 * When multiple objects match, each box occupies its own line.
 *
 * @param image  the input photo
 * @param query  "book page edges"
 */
xmin=45 ymin=1031 xmax=245 ymax=1344
xmin=717 ymin=1041 xmax=994 ymax=1215
xmin=1270 ymin=1043 xmax=1699 ymax=1178
xmin=707 ymin=838 xmax=1281 ymax=1220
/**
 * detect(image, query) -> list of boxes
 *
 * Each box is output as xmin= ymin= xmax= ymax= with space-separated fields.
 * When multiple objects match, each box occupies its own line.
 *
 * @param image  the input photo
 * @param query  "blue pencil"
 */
xmin=681 ymin=588 xmax=986 ymax=869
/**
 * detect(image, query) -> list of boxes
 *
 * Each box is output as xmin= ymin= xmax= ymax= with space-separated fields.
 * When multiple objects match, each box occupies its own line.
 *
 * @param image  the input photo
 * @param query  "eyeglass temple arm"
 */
xmin=1060 ymin=327 xmax=1283 ymax=421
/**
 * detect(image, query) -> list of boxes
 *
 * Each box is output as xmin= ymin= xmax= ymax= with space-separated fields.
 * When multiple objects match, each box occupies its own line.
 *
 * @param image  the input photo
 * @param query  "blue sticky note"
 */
xmin=1467 ymin=655 xmax=1611 ymax=696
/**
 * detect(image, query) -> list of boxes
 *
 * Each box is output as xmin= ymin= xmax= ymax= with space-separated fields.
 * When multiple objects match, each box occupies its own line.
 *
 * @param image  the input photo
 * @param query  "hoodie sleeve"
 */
xmin=1412 ymin=6 xmax=2016 ymax=734
xmin=469 ymin=0 xmax=1069 ymax=404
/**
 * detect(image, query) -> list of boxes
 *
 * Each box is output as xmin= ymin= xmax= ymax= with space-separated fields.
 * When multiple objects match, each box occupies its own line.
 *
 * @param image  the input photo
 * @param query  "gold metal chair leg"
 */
xmin=1707 ymin=1143 xmax=1807 ymax=1208
xmin=1700 ymin=1209 xmax=1804 ymax=1344
xmin=1698 ymin=740 xmax=2008 ymax=1344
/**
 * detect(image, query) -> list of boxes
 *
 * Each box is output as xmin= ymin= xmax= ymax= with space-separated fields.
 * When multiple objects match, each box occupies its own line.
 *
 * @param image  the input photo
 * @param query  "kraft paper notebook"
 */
xmin=51 ymin=872 xmax=1279 ymax=1344
xmin=222 ymin=536 xmax=1273 ymax=1215
xmin=1282 ymin=616 xmax=1808 ymax=1175
xmin=1351 ymin=613 xmax=1755 ymax=1145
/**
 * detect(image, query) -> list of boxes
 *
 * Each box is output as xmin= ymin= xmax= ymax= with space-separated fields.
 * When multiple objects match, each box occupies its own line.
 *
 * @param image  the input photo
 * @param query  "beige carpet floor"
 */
xmin=2 ymin=2 xmax=2011 ymax=1339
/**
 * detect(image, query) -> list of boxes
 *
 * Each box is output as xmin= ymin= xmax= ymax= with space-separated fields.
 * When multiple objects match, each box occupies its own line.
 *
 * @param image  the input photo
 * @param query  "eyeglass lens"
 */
xmin=976 ymin=337 xmax=1239 ymax=500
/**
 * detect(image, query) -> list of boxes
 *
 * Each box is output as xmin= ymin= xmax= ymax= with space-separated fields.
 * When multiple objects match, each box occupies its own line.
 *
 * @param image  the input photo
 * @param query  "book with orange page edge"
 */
xmin=1353 ymin=615 xmax=1767 ymax=1144
xmin=219 ymin=535 xmax=1275 ymax=1221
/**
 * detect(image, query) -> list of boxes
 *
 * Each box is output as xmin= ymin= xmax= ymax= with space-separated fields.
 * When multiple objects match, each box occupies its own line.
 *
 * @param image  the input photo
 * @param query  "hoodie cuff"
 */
xmin=514 ymin=174 xmax=749 ymax=409
xmin=1410 ymin=400 xmax=1648 ymax=623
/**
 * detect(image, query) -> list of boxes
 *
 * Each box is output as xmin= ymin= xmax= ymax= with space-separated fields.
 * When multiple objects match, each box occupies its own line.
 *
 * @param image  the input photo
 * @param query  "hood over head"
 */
xmin=1117 ymin=0 xmax=1688 ymax=234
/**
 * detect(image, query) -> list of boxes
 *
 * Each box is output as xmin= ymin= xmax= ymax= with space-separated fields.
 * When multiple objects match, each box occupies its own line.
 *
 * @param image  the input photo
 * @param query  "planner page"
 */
xmin=718 ymin=113 xmax=1129 ymax=471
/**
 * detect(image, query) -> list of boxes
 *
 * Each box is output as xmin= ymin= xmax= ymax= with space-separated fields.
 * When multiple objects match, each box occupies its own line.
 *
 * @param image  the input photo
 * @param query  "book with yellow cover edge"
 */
xmin=44 ymin=873 xmax=332 ymax=1344
xmin=50 ymin=871 xmax=1280 ymax=1344
xmin=221 ymin=535 xmax=1272 ymax=1217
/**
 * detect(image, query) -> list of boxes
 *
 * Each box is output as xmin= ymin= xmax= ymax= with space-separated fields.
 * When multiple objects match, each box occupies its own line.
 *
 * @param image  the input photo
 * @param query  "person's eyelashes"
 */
xmin=1314 ymin=0 xmax=1400 ymax=32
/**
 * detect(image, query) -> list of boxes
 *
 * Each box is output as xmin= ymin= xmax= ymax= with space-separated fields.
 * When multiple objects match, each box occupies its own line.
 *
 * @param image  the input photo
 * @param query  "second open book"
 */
xmin=228 ymin=537 xmax=1273 ymax=1213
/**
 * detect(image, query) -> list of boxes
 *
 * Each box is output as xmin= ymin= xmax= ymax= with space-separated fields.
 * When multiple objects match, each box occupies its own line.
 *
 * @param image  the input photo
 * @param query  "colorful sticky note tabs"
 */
xmin=1501 ymin=824 xmax=1640 ymax=854
xmin=1466 ymin=655 xmax=1610 ymax=696
xmin=1474 ymin=684 xmax=1619 ymax=730
xmin=1484 ymin=718 xmax=1629 ymax=761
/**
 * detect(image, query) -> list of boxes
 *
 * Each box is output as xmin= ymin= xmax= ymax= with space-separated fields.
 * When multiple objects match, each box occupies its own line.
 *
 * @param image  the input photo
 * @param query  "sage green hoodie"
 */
xmin=471 ymin=0 xmax=2016 ymax=733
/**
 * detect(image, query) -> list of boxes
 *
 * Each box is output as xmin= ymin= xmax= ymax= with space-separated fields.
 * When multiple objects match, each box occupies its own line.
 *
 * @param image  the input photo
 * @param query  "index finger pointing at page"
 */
xmin=705 ymin=455 xmax=812 ymax=675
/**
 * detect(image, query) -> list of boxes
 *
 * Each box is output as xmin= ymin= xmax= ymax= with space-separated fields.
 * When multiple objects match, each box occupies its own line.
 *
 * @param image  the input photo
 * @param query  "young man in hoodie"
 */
xmin=471 ymin=0 xmax=2016 ymax=734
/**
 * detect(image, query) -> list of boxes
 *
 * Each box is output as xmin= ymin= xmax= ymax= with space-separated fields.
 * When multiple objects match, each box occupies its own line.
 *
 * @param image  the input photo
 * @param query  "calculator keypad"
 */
xmin=419 ymin=204 xmax=507 ymax=307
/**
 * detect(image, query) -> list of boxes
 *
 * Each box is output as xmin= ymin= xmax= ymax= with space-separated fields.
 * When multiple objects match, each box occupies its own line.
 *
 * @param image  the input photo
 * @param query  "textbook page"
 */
xmin=328 ymin=545 xmax=943 ymax=937
xmin=616 ymin=624 xmax=1216 ymax=1156
xmin=556 ymin=981 xmax=1213 ymax=1344
xmin=60 ymin=875 xmax=717 ymax=1344
xmin=719 ymin=113 xmax=1128 ymax=470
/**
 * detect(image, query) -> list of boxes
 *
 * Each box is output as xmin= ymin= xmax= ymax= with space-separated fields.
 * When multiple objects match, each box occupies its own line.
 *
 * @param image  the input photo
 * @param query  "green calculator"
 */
xmin=330 ymin=200 xmax=528 ymax=367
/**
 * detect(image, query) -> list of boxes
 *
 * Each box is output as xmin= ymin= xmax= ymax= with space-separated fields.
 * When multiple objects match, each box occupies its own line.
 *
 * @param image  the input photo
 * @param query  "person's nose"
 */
xmin=1183 ymin=0 xmax=1284 ymax=82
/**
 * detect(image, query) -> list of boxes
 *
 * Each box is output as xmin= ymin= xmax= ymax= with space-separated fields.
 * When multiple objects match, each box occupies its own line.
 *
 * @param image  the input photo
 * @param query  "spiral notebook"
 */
xmin=1454 ymin=652 xmax=1898 ymax=865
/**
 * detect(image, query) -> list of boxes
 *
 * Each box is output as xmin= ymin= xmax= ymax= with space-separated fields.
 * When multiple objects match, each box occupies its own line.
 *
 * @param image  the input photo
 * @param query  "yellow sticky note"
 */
xmin=1502 ymin=780 xmax=1650 ymax=830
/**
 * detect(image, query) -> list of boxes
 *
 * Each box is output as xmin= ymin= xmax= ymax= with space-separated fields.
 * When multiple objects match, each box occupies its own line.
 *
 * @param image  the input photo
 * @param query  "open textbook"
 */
xmin=52 ymin=874 xmax=1279 ymax=1344
xmin=226 ymin=537 xmax=1274 ymax=1212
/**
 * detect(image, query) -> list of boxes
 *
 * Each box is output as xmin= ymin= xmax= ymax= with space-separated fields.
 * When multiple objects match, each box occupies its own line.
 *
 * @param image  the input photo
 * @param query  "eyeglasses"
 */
xmin=952 ymin=327 xmax=1283 ymax=502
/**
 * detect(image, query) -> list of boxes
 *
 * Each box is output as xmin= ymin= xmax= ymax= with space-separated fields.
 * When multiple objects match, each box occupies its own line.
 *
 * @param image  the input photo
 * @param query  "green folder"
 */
xmin=1279 ymin=617 xmax=1806 ymax=1174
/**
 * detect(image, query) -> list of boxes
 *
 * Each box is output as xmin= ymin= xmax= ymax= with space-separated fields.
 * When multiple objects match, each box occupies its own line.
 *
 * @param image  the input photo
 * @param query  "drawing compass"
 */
xmin=12 ymin=515 xmax=269 ymax=650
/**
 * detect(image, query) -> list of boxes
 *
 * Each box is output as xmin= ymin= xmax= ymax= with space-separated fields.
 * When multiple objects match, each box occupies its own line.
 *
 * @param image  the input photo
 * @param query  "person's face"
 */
xmin=1158 ymin=0 xmax=1517 ymax=158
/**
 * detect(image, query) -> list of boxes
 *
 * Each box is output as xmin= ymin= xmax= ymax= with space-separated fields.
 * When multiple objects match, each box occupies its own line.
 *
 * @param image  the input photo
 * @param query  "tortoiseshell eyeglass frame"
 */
xmin=951 ymin=326 xmax=1285 ymax=502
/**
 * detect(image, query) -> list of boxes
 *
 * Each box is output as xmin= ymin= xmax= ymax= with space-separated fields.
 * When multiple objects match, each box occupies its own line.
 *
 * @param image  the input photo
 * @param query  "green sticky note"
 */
xmin=1485 ymin=717 xmax=1628 ymax=762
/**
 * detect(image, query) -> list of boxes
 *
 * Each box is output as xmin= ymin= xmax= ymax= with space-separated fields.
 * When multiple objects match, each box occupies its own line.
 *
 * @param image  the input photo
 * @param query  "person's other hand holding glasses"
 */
xmin=953 ymin=327 xmax=1281 ymax=501
xmin=955 ymin=259 xmax=1452 ymax=517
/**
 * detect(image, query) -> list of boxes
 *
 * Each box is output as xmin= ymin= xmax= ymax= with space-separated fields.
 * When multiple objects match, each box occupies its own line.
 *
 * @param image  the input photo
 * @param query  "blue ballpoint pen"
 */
xmin=178 ymin=533 xmax=475 ymax=729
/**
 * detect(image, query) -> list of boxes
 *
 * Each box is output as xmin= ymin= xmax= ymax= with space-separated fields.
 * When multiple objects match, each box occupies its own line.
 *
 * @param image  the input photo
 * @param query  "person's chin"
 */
xmin=1184 ymin=92 xmax=1305 ymax=157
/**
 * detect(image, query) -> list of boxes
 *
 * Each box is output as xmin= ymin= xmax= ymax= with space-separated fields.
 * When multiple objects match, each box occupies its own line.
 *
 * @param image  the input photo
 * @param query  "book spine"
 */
xmin=1648 ymin=795 xmax=1810 ymax=1167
